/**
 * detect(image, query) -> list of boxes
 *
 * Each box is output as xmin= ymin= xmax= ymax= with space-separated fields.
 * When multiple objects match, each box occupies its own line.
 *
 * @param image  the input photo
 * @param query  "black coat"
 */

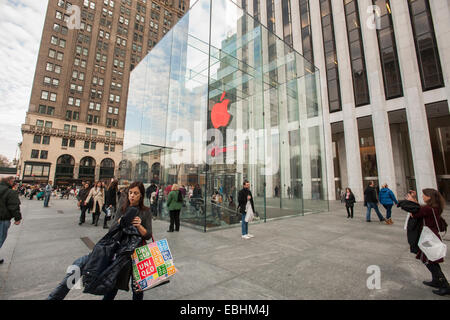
xmin=82 ymin=207 xmax=143 ymax=295
xmin=364 ymin=186 xmax=378 ymax=203
xmin=397 ymin=200 xmax=422 ymax=254
xmin=344 ymin=193 xmax=356 ymax=207
xmin=105 ymin=187 xmax=117 ymax=208
xmin=238 ymin=188 xmax=255 ymax=214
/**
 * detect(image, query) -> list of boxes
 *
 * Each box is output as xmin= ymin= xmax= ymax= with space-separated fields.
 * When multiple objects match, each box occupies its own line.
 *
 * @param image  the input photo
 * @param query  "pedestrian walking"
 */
xmin=410 ymin=189 xmax=449 ymax=296
xmin=84 ymin=181 xmax=105 ymax=227
xmin=166 ymin=184 xmax=183 ymax=232
xmin=43 ymin=181 xmax=53 ymax=208
xmin=379 ymin=184 xmax=399 ymax=225
xmin=344 ymin=187 xmax=355 ymax=219
xmin=47 ymin=181 xmax=152 ymax=300
xmin=364 ymin=181 xmax=385 ymax=223
xmin=0 ymin=176 xmax=22 ymax=264
xmin=77 ymin=182 xmax=91 ymax=225
xmin=104 ymin=179 xmax=118 ymax=229
xmin=238 ymin=180 xmax=255 ymax=240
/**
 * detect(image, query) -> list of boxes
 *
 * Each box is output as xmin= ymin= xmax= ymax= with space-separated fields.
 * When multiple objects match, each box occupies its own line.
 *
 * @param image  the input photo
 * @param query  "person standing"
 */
xmin=364 ymin=181 xmax=385 ymax=223
xmin=85 ymin=181 xmax=105 ymax=227
xmin=344 ymin=188 xmax=356 ymax=219
xmin=77 ymin=182 xmax=91 ymax=225
xmin=379 ymin=184 xmax=399 ymax=225
xmin=43 ymin=181 xmax=53 ymax=208
xmin=0 ymin=177 xmax=22 ymax=264
xmin=166 ymin=184 xmax=183 ymax=232
xmin=104 ymin=179 xmax=118 ymax=229
xmin=410 ymin=189 xmax=449 ymax=296
xmin=47 ymin=181 xmax=152 ymax=300
xmin=238 ymin=180 xmax=255 ymax=240
xmin=146 ymin=182 xmax=157 ymax=204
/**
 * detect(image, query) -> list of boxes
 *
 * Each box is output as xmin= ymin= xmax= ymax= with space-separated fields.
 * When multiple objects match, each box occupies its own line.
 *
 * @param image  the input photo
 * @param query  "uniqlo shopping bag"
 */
xmin=131 ymin=239 xmax=177 ymax=291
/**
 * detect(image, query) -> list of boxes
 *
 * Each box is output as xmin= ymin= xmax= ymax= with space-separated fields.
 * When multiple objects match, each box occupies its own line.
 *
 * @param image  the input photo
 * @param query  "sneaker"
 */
xmin=247 ymin=234 xmax=254 ymax=238
xmin=241 ymin=235 xmax=250 ymax=239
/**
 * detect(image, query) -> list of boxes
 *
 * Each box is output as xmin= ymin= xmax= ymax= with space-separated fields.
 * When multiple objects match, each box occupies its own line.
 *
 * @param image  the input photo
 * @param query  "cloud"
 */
xmin=0 ymin=0 xmax=47 ymax=161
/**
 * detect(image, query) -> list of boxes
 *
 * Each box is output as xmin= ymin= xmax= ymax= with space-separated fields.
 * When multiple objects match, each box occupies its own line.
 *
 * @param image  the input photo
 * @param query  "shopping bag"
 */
xmin=131 ymin=239 xmax=177 ymax=292
xmin=245 ymin=201 xmax=254 ymax=223
xmin=418 ymin=226 xmax=447 ymax=262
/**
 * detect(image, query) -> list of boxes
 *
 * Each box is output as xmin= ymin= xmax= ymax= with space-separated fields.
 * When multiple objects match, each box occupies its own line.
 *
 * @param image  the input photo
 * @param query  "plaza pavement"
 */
xmin=0 ymin=196 xmax=449 ymax=300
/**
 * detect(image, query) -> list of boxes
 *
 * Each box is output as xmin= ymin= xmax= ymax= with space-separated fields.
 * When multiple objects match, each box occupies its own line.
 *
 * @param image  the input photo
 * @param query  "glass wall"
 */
xmin=122 ymin=0 xmax=328 ymax=231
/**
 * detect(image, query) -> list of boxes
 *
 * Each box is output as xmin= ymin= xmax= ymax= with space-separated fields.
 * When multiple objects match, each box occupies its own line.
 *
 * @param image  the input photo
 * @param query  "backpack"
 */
xmin=177 ymin=190 xmax=183 ymax=202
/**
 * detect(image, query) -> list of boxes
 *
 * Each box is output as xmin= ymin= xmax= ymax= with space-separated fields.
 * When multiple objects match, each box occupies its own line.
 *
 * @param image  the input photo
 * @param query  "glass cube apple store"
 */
xmin=121 ymin=0 xmax=328 ymax=231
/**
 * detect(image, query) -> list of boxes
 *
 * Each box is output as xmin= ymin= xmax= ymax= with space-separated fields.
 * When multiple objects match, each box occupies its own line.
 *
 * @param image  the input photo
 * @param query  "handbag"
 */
xmin=418 ymin=208 xmax=447 ymax=262
xmin=245 ymin=201 xmax=254 ymax=223
xmin=131 ymin=237 xmax=177 ymax=292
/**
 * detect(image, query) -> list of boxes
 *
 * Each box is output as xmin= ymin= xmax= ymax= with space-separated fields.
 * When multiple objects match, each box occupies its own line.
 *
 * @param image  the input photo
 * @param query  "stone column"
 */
xmin=389 ymin=0 xmax=437 ymax=192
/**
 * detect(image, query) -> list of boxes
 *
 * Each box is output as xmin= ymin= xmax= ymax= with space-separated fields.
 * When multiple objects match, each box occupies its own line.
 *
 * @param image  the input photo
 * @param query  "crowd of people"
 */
xmin=0 ymin=174 xmax=449 ymax=298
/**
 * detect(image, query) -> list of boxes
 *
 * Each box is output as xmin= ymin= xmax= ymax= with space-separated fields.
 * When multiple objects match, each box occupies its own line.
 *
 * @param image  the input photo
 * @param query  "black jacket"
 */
xmin=105 ymin=187 xmax=117 ymax=207
xmin=82 ymin=207 xmax=150 ymax=295
xmin=146 ymin=184 xmax=157 ymax=199
xmin=364 ymin=186 xmax=378 ymax=203
xmin=77 ymin=188 xmax=90 ymax=203
xmin=0 ymin=182 xmax=21 ymax=222
xmin=344 ymin=193 xmax=356 ymax=207
xmin=238 ymin=188 xmax=255 ymax=214
xmin=397 ymin=200 xmax=422 ymax=254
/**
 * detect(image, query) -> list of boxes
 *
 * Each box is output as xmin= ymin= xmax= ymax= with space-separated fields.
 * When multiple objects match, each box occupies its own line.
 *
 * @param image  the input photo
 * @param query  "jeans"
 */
xmin=0 ymin=220 xmax=11 ymax=249
xmin=44 ymin=195 xmax=51 ymax=207
xmin=241 ymin=213 xmax=248 ymax=235
xmin=346 ymin=206 xmax=354 ymax=218
xmin=47 ymin=255 xmax=90 ymax=300
xmin=79 ymin=205 xmax=88 ymax=223
xmin=366 ymin=202 xmax=385 ymax=221
xmin=382 ymin=204 xmax=393 ymax=220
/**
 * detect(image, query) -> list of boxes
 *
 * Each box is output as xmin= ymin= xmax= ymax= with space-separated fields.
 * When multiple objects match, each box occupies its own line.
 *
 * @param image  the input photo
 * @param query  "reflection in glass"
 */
xmin=122 ymin=0 xmax=328 ymax=231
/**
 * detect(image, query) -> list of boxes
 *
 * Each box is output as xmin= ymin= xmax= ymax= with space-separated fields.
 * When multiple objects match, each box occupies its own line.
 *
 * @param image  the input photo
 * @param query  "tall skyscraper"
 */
xmin=18 ymin=0 xmax=189 ymax=185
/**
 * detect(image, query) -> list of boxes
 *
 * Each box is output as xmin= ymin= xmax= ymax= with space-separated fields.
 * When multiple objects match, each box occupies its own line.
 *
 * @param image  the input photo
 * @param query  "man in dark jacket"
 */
xmin=0 ymin=176 xmax=22 ymax=264
xmin=238 ymin=180 xmax=255 ymax=239
xmin=77 ymin=182 xmax=91 ymax=225
xmin=364 ymin=181 xmax=385 ymax=222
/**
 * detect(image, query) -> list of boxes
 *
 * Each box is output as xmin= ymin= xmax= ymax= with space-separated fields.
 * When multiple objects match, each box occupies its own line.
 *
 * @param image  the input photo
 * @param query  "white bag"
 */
xmin=106 ymin=207 xmax=112 ymax=217
xmin=418 ymin=209 xmax=447 ymax=262
xmin=245 ymin=201 xmax=254 ymax=223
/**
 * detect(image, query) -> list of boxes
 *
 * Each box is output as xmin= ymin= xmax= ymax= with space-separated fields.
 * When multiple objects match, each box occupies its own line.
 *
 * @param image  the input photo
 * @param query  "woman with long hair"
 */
xmin=411 ymin=188 xmax=449 ymax=296
xmin=104 ymin=179 xmax=119 ymax=229
xmin=103 ymin=181 xmax=152 ymax=300
xmin=84 ymin=181 xmax=105 ymax=226
xmin=344 ymin=187 xmax=356 ymax=219
xmin=47 ymin=181 xmax=152 ymax=300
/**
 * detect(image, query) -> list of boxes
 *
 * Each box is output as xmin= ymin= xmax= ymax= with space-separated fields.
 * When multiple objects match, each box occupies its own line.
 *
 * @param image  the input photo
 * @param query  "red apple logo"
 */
xmin=211 ymin=91 xmax=231 ymax=129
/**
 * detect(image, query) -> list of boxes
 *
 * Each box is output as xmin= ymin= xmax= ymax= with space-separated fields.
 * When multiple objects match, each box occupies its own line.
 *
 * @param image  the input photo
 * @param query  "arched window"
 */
xmin=100 ymin=158 xmax=115 ymax=180
xmin=55 ymin=155 xmax=75 ymax=178
xmin=79 ymin=156 xmax=96 ymax=179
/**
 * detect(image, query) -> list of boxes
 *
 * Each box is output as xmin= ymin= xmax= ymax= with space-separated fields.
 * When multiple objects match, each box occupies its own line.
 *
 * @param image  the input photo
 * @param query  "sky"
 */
xmin=0 ymin=0 xmax=47 ymax=162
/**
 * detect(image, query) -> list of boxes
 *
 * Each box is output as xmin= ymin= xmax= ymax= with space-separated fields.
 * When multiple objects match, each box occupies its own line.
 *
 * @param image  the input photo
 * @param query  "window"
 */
xmin=91 ymin=142 xmax=96 ymax=150
xmin=344 ymin=0 xmax=370 ymax=107
xmin=33 ymin=135 xmax=42 ymax=144
xmin=42 ymin=136 xmax=50 ymax=145
xmin=40 ymin=150 xmax=48 ymax=159
xmin=47 ymin=107 xmax=55 ymax=115
xmin=84 ymin=141 xmax=90 ymax=149
xmin=372 ymin=0 xmax=403 ymax=99
xmin=320 ymin=0 xmax=342 ymax=112
xmin=31 ymin=149 xmax=39 ymax=158
xmin=41 ymin=91 xmax=49 ymax=100
xmin=36 ymin=120 xmax=44 ymax=127
xmin=45 ymin=121 xmax=53 ymax=128
xmin=38 ymin=105 xmax=46 ymax=114
xmin=407 ymin=0 xmax=444 ymax=91
xmin=64 ymin=124 xmax=70 ymax=132
xmin=69 ymin=139 xmax=76 ymax=148
xmin=62 ymin=138 xmax=68 ymax=147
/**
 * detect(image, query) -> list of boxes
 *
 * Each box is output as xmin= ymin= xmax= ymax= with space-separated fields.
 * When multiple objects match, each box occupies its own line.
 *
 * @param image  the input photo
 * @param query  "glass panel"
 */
xmin=122 ymin=0 xmax=328 ymax=231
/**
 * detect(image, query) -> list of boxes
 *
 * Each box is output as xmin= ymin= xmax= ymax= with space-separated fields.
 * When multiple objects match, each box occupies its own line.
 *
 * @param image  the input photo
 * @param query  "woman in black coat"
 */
xmin=344 ymin=188 xmax=356 ymax=219
xmin=104 ymin=179 xmax=118 ymax=229
xmin=103 ymin=181 xmax=153 ymax=300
